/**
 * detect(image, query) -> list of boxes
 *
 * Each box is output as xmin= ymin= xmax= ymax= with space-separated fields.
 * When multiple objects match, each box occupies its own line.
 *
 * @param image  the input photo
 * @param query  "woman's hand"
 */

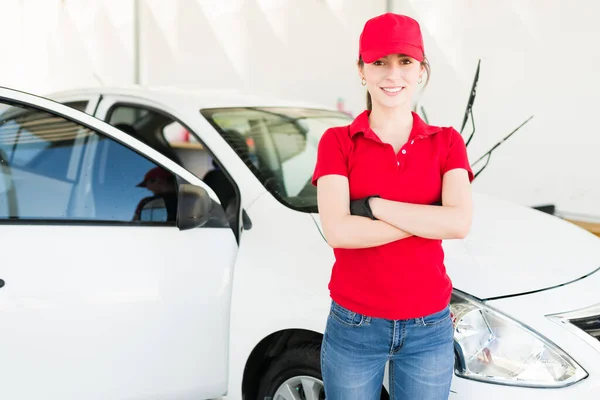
xmin=349 ymin=195 xmax=380 ymax=219
xmin=317 ymin=175 xmax=412 ymax=249
xmin=369 ymin=169 xmax=473 ymax=240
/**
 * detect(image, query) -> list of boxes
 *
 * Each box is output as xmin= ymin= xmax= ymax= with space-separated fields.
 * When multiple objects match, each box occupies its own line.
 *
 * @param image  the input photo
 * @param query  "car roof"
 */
xmin=47 ymin=85 xmax=338 ymax=112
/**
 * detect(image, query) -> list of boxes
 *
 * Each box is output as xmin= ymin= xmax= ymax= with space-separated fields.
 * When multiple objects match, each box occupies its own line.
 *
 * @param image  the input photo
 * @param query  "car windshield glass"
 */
xmin=201 ymin=107 xmax=352 ymax=212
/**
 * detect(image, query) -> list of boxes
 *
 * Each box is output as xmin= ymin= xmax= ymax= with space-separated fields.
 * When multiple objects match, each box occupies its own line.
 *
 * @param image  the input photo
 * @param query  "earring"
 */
xmin=418 ymin=76 xmax=423 ymax=84
xmin=361 ymin=78 xmax=367 ymax=86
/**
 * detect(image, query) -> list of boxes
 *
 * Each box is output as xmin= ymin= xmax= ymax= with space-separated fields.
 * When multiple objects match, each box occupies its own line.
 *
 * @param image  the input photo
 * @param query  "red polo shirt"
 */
xmin=312 ymin=110 xmax=473 ymax=320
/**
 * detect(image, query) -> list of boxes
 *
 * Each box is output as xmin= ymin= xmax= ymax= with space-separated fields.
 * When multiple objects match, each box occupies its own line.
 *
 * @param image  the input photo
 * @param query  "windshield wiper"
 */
xmin=419 ymin=59 xmax=531 ymax=180
xmin=471 ymin=115 xmax=534 ymax=179
xmin=460 ymin=59 xmax=481 ymax=147
xmin=458 ymin=59 xmax=533 ymax=180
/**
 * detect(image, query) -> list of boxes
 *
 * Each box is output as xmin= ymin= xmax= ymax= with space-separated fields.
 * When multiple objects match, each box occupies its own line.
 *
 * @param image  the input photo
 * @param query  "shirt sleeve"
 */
xmin=443 ymin=128 xmax=474 ymax=182
xmin=311 ymin=128 xmax=349 ymax=186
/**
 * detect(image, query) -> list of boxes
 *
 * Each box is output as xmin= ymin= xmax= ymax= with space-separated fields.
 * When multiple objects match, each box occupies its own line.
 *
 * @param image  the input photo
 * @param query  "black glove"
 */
xmin=350 ymin=195 xmax=380 ymax=220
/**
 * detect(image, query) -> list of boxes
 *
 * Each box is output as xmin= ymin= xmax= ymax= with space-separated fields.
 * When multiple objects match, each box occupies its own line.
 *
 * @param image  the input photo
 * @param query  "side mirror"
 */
xmin=177 ymin=184 xmax=213 ymax=231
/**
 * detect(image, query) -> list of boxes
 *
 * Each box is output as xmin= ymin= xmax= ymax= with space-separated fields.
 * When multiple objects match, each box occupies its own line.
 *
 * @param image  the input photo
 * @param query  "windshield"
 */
xmin=201 ymin=107 xmax=352 ymax=212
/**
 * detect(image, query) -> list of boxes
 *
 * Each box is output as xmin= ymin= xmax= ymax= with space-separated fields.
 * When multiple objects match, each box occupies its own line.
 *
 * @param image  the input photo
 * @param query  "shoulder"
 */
xmin=320 ymin=109 xmax=368 ymax=145
xmin=431 ymin=125 xmax=464 ymax=146
xmin=317 ymin=124 xmax=353 ymax=152
xmin=321 ymin=124 xmax=352 ymax=141
xmin=427 ymin=123 xmax=458 ymax=137
xmin=412 ymin=112 xmax=460 ymax=143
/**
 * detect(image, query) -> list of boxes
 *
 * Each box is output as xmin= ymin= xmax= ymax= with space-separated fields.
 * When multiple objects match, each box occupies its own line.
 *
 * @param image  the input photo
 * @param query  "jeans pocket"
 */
xmin=422 ymin=305 xmax=451 ymax=326
xmin=329 ymin=301 xmax=370 ymax=327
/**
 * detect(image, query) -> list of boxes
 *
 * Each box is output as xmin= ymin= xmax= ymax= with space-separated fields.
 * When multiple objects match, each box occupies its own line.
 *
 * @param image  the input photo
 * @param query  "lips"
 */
xmin=380 ymin=86 xmax=404 ymax=96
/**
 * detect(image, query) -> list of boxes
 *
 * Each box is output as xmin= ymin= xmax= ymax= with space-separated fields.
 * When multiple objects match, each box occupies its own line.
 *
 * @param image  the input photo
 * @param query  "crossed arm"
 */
xmin=316 ymin=169 xmax=472 ymax=249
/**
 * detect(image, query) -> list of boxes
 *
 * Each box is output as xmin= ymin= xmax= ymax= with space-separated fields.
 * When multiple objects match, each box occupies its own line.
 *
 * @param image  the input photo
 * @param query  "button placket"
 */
xmin=397 ymin=146 xmax=407 ymax=168
xmin=397 ymin=136 xmax=419 ymax=168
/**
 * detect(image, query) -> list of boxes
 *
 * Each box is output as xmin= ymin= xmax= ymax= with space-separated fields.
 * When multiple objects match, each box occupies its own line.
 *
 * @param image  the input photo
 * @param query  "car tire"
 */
xmin=256 ymin=344 xmax=324 ymax=400
xmin=256 ymin=343 xmax=388 ymax=400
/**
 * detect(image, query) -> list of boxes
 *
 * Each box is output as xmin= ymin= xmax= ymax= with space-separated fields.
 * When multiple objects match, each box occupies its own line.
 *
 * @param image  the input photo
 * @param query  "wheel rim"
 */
xmin=272 ymin=375 xmax=325 ymax=400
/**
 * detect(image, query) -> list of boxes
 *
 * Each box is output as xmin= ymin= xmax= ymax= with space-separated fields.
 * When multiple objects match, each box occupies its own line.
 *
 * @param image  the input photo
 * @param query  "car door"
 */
xmin=0 ymin=87 xmax=236 ymax=400
xmin=88 ymin=94 xmax=246 ymax=240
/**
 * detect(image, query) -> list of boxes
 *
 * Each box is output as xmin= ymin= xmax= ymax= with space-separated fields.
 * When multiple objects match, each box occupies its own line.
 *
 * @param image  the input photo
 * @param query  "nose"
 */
xmin=385 ymin=63 xmax=405 ymax=80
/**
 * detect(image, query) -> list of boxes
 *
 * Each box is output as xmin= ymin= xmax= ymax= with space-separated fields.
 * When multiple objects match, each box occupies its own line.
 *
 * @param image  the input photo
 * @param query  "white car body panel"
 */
xmin=17 ymin=85 xmax=595 ymax=399
xmin=448 ymin=192 xmax=600 ymax=298
xmin=226 ymin=193 xmax=333 ymax=395
xmin=1 ymin=225 xmax=236 ymax=399
xmin=0 ymin=87 xmax=238 ymax=399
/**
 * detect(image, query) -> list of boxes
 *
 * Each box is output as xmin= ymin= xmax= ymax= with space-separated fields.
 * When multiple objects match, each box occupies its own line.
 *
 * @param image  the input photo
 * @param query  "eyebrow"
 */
xmin=381 ymin=54 xmax=411 ymax=59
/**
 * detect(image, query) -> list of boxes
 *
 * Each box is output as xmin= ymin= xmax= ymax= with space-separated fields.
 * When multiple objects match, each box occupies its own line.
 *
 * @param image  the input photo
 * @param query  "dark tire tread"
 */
xmin=256 ymin=343 xmax=322 ymax=399
xmin=255 ymin=342 xmax=388 ymax=400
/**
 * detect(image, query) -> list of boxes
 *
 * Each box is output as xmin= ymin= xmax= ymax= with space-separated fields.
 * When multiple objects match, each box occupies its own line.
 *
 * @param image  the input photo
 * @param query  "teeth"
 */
xmin=382 ymin=87 xmax=402 ymax=93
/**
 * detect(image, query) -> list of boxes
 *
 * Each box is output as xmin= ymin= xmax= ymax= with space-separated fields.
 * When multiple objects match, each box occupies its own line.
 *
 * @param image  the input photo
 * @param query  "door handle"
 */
xmin=0 ymin=279 xmax=4 ymax=288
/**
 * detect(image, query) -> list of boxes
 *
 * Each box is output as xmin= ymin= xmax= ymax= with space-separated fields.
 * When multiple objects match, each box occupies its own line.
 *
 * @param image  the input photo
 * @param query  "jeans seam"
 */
xmin=423 ymin=306 xmax=451 ymax=326
xmin=330 ymin=311 xmax=366 ymax=327
xmin=389 ymin=321 xmax=397 ymax=355
xmin=423 ymin=314 xmax=451 ymax=327
xmin=330 ymin=302 xmax=370 ymax=327
xmin=321 ymin=331 xmax=327 ymax=362
xmin=399 ymin=322 xmax=406 ymax=351
xmin=389 ymin=360 xmax=395 ymax=400
xmin=321 ymin=328 xmax=328 ymax=387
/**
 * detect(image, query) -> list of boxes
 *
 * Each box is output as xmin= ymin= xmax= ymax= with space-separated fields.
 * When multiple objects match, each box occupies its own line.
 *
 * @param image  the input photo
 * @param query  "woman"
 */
xmin=312 ymin=13 xmax=474 ymax=400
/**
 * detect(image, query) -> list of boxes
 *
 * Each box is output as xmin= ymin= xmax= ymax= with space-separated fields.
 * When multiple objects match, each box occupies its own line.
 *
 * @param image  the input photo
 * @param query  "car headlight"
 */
xmin=450 ymin=291 xmax=588 ymax=388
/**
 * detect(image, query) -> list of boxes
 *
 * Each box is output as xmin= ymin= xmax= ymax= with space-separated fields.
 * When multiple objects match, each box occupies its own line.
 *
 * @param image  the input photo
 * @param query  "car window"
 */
xmin=107 ymin=105 xmax=209 ymax=176
xmin=162 ymin=120 xmax=202 ymax=147
xmin=201 ymin=107 xmax=352 ymax=212
xmin=0 ymin=100 xmax=181 ymax=224
xmin=63 ymin=101 xmax=89 ymax=114
xmin=106 ymin=104 xmax=239 ymax=227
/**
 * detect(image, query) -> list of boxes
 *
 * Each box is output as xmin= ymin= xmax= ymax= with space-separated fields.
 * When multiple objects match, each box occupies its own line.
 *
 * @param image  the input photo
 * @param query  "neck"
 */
xmin=368 ymin=104 xmax=413 ymax=135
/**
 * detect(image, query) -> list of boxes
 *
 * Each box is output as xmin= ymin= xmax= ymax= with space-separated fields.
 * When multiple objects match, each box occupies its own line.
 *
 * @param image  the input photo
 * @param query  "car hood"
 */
xmin=311 ymin=192 xmax=600 ymax=299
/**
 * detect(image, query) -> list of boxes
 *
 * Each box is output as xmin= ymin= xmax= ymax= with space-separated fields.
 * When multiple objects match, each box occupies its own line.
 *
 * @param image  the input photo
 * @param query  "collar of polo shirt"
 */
xmin=349 ymin=110 xmax=442 ymax=142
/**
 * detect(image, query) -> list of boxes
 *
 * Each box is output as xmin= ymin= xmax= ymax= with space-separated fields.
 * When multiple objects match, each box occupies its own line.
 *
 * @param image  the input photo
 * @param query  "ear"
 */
xmin=357 ymin=61 xmax=364 ymax=79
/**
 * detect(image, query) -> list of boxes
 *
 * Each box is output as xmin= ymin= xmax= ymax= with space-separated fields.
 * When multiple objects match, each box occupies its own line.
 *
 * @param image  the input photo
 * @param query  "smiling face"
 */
xmin=359 ymin=54 xmax=424 ymax=110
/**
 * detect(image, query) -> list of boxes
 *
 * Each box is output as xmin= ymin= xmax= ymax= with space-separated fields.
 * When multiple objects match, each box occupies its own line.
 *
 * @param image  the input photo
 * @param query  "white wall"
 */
xmin=396 ymin=0 xmax=600 ymax=217
xmin=1 ymin=0 xmax=598 ymax=216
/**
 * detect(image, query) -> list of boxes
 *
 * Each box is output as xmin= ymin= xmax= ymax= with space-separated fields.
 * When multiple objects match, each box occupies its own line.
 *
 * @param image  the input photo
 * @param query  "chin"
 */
xmin=375 ymin=97 xmax=410 ymax=110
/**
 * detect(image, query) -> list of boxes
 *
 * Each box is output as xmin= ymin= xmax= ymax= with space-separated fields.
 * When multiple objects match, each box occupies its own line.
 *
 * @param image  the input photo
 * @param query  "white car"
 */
xmin=0 ymin=85 xmax=599 ymax=399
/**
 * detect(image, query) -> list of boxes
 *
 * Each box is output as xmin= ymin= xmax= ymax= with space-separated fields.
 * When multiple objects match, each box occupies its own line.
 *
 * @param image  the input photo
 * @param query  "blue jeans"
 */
xmin=321 ymin=300 xmax=454 ymax=399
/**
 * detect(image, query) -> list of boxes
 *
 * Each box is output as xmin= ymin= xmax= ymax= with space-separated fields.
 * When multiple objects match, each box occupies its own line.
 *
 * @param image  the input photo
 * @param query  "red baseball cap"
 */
xmin=136 ymin=167 xmax=173 ymax=187
xmin=359 ymin=13 xmax=425 ymax=63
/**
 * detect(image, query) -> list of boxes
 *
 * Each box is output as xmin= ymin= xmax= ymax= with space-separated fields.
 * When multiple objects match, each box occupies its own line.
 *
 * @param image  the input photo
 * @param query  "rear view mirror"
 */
xmin=177 ymin=184 xmax=213 ymax=230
